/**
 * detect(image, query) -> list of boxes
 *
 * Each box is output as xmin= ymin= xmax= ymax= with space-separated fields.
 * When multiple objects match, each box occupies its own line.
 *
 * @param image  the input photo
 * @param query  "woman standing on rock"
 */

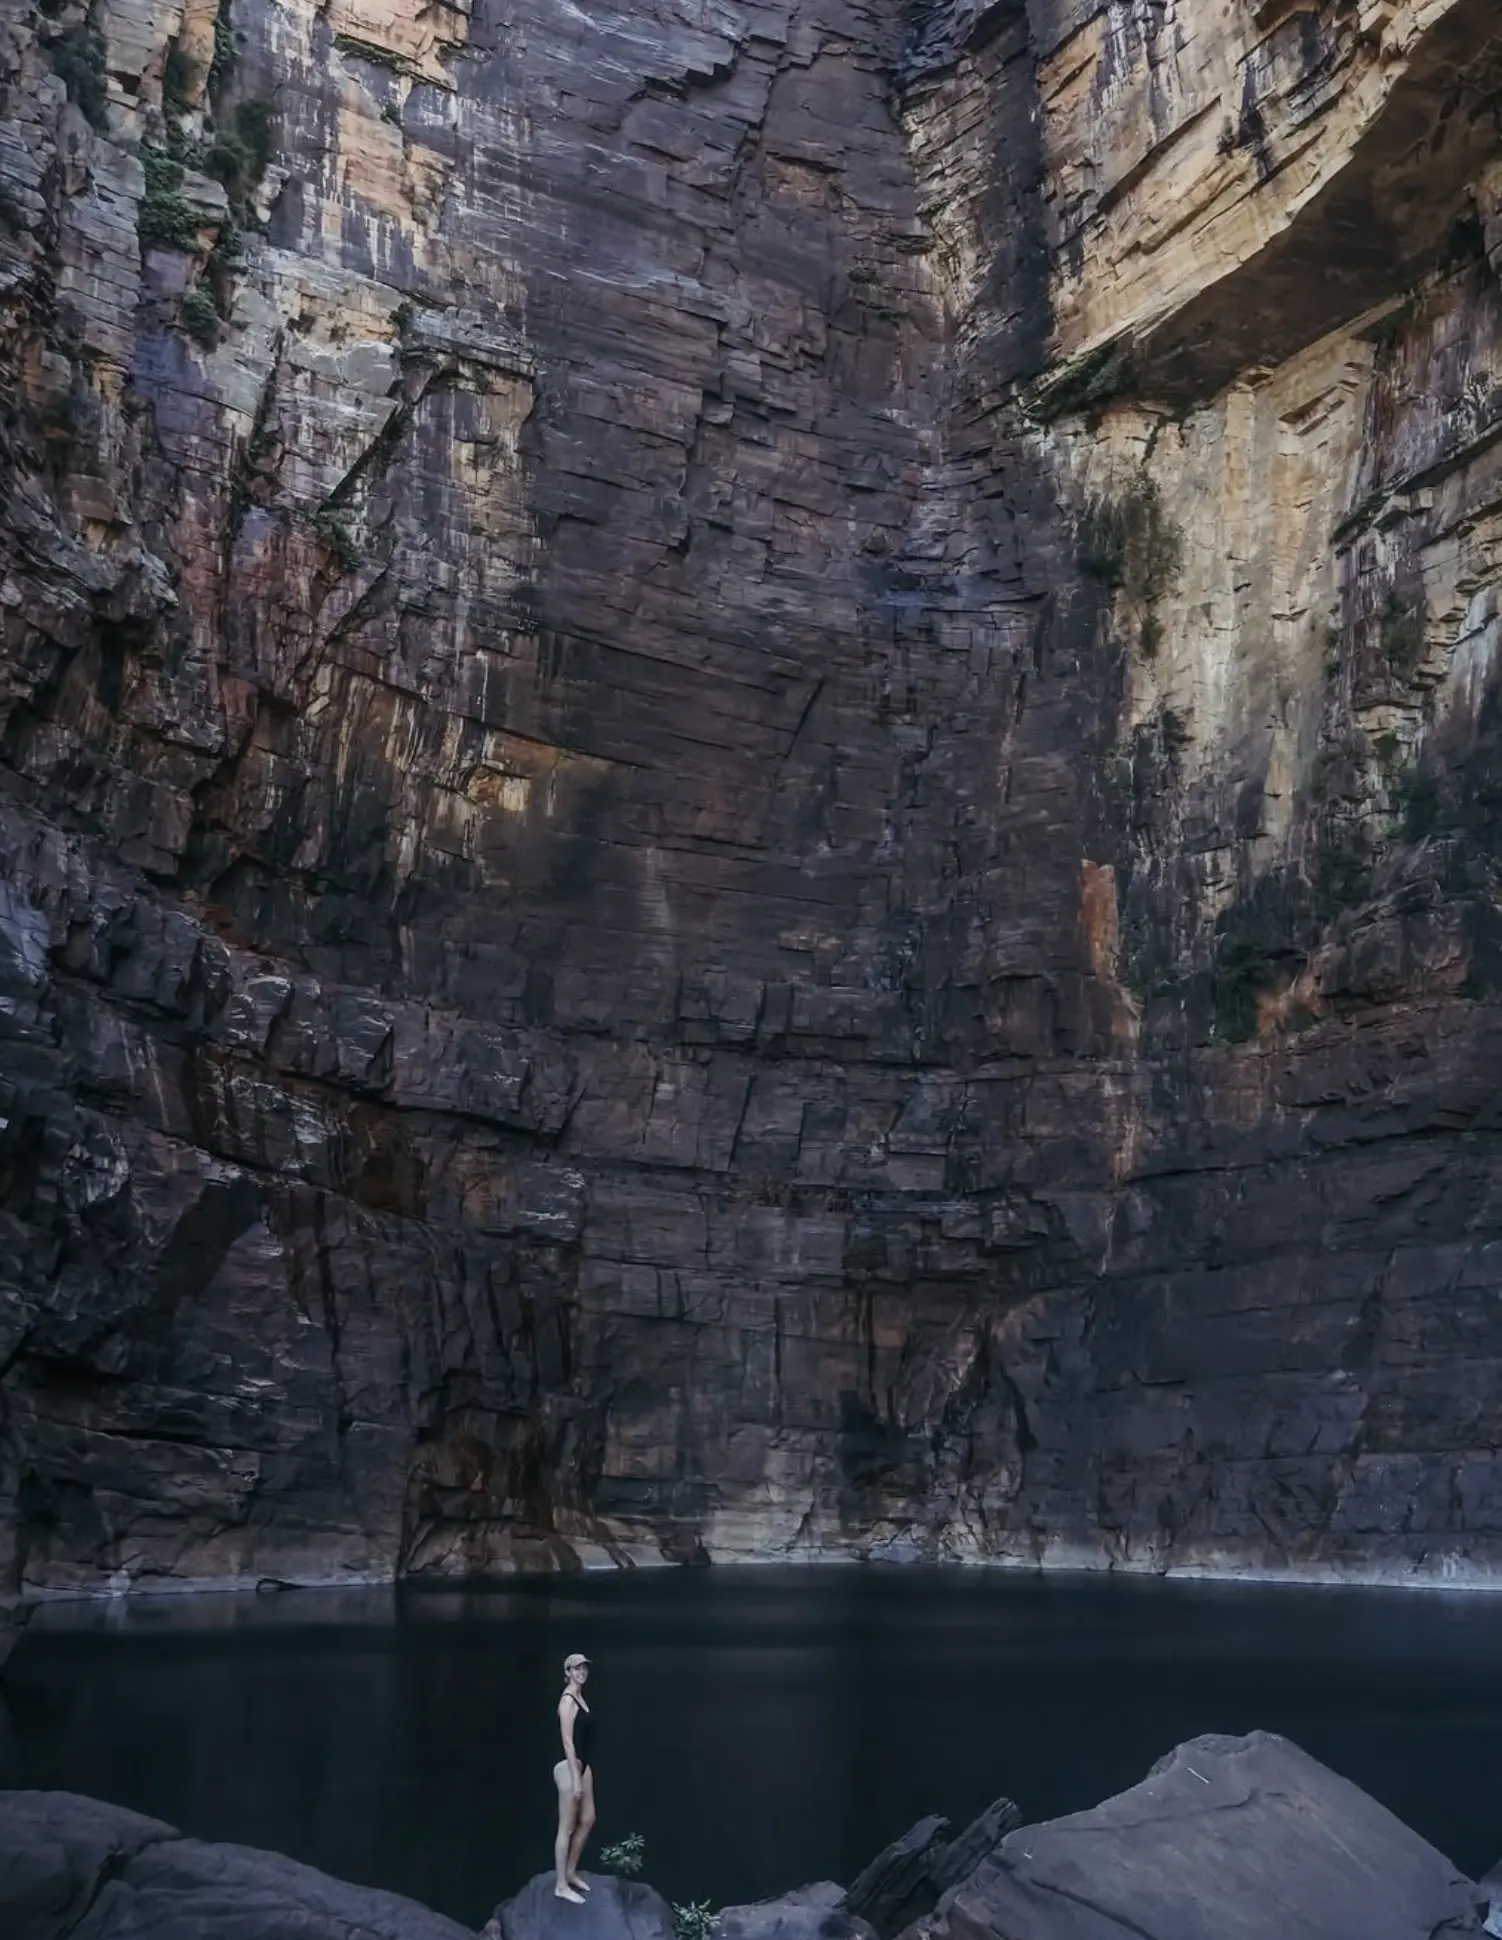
xmin=553 ymin=1652 xmax=596 ymax=1902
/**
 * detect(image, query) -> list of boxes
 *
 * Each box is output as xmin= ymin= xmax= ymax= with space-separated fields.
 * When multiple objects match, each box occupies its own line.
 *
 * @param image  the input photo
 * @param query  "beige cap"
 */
xmin=564 ymin=1652 xmax=591 ymax=1672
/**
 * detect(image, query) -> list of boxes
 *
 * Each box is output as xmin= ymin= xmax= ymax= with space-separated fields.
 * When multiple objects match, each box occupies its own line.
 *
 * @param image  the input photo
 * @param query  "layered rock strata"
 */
xmin=3 ymin=0 xmax=1502 ymax=1589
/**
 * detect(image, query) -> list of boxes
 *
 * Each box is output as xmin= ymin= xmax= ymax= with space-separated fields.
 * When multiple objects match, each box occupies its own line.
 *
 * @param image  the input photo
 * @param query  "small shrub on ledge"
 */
xmin=598 ymin=1833 xmax=645 ymax=1876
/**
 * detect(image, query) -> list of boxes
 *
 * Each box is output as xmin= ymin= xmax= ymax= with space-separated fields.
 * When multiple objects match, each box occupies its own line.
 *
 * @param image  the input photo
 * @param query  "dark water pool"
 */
xmin=3 ymin=1567 xmax=1501 ymax=1928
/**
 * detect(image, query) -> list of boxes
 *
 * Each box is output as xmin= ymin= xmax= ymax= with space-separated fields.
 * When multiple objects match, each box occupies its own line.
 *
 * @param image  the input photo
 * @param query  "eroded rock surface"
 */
xmin=4 ymin=0 xmax=1502 ymax=1588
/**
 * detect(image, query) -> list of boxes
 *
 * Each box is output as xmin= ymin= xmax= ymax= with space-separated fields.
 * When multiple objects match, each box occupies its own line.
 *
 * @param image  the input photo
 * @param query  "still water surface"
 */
xmin=3 ymin=1567 xmax=1501 ymax=1928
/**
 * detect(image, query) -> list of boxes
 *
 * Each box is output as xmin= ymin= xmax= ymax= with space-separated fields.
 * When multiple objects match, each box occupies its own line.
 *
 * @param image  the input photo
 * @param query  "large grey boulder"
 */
xmin=486 ymin=1873 xmax=675 ymax=1940
xmin=716 ymin=1881 xmax=875 ymax=1940
xmin=919 ymin=1733 xmax=1483 ymax=1940
xmin=0 ymin=1790 xmax=478 ymax=1940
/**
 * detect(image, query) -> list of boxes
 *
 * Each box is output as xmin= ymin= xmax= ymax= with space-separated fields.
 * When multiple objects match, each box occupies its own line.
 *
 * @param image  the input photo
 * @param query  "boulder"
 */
xmin=0 ymin=1789 xmax=478 ymax=1940
xmin=486 ymin=1873 xmax=675 ymax=1940
xmin=922 ymin=1733 xmax=1484 ymax=1940
xmin=716 ymin=1882 xmax=875 ymax=1940
xmin=847 ymin=1801 xmax=1021 ymax=1940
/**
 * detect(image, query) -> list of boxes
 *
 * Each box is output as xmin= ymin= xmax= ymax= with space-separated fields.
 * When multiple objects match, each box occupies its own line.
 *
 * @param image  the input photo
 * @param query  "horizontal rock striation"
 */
xmin=2 ymin=0 xmax=1502 ymax=1590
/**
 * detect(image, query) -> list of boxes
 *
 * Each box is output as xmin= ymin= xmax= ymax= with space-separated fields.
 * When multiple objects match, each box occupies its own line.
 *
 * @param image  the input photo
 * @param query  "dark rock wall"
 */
xmin=2 ymin=0 xmax=1502 ymax=1590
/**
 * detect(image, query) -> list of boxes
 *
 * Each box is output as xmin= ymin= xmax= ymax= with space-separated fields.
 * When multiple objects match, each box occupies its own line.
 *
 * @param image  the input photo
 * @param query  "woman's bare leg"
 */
xmin=566 ymin=1767 xmax=596 ymax=1888
xmin=553 ymin=1761 xmax=585 ymax=1901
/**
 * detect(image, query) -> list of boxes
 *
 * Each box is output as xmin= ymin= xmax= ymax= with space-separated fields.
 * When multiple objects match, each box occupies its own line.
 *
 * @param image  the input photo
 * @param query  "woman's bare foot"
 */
xmin=569 ymin=1876 xmax=591 ymax=1893
xmin=554 ymin=1884 xmax=586 ymax=1904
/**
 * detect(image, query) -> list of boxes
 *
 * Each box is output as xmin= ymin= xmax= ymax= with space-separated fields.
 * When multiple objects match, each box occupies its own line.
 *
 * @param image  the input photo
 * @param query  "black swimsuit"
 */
xmin=568 ymin=1697 xmax=594 ymax=1773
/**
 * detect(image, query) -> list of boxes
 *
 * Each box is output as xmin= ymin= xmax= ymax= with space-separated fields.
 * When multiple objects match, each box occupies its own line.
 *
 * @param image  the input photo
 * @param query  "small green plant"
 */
xmin=198 ymin=101 xmax=275 ymax=198
xmin=1307 ymin=742 xmax=1363 ymax=805
xmin=138 ymin=149 xmax=203 ymax=251
xmin=1371 ymin=730 xmax=1401 ymax=770
xmin=38 ymin=386 xmax=84 ymax=451
xmin=1211 ymin=939 xmax=1273 ymax=1044
xmin=162 ymin=42 xmax=198 ymax=117
xmin=1159 ymin=706 xmax=1192 ymax=757
xmin=1026 ymin=338 xmax=1136 ymax=424
xmin=179 ymin=287 xmax=221 ymax=347
xmin=1396 ymin=766 xmax=1441 ymax=841
xmin=1312 ymin=831 xmax=1370 ymax=914
xmin=333 ymin=30 xmax=410 ymax=69
xmin=1358 ymin=298 xmax=1415 ymax=354
xmin=48 ymin=21 xmax=110 ymax=132
xmin=205 ymin=219 xmax=242 ymax=281
xmin=235 ymin=99 xmax=275 ymax=176
xmin=598 ymin=1833 xmax=646 ymax=1877
xmin=209 ymin=0 xmax=238 ymax=90
xmin=1378 ymin=588 xmax=1426 ymax=680
xmin=673 ymin=1904 xmax=717 ymax=1940
xmin=200 ymin=133 xmax=245 ymax=192
xmin=1081 ymin=474 xmax=1183 ymax=658
xmin=314 ymin=505 xmax=364 ymax=570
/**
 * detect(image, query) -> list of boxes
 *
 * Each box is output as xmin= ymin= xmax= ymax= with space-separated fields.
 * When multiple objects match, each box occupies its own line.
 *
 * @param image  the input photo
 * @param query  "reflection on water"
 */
xmin=3 ymin=1568 xmax=1502 ymax=1928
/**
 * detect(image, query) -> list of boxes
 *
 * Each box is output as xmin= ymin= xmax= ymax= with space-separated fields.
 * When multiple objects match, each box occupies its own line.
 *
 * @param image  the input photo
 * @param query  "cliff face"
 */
xmin=3 ymin=0 xmax=1502 ymax=1593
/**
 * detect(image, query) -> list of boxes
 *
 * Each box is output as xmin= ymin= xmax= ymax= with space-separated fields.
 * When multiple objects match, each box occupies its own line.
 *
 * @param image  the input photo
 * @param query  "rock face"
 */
xmin=0 ymin=1789 xmax=476 ymax=1940
xmin=4 ymin=0 xmax=1502 ymax=1588
xmin=916 ymin=1732 xmax=1485 ymax=1940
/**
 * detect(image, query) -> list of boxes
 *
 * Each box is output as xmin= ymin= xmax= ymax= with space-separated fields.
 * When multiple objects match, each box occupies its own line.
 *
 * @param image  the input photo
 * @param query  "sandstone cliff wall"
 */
xmin=2 ymin=0 xmax=1501 ymax=1591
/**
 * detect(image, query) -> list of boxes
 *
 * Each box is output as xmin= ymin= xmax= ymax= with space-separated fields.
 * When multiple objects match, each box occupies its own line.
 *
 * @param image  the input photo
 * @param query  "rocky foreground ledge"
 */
xmin=2 ymin=1734 xmax=1496 ymax=1940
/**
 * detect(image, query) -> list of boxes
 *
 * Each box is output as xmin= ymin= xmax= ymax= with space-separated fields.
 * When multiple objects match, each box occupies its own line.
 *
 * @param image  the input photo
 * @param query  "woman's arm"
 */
xmin=558 ymin=1695 xmax=582 ymax=1796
